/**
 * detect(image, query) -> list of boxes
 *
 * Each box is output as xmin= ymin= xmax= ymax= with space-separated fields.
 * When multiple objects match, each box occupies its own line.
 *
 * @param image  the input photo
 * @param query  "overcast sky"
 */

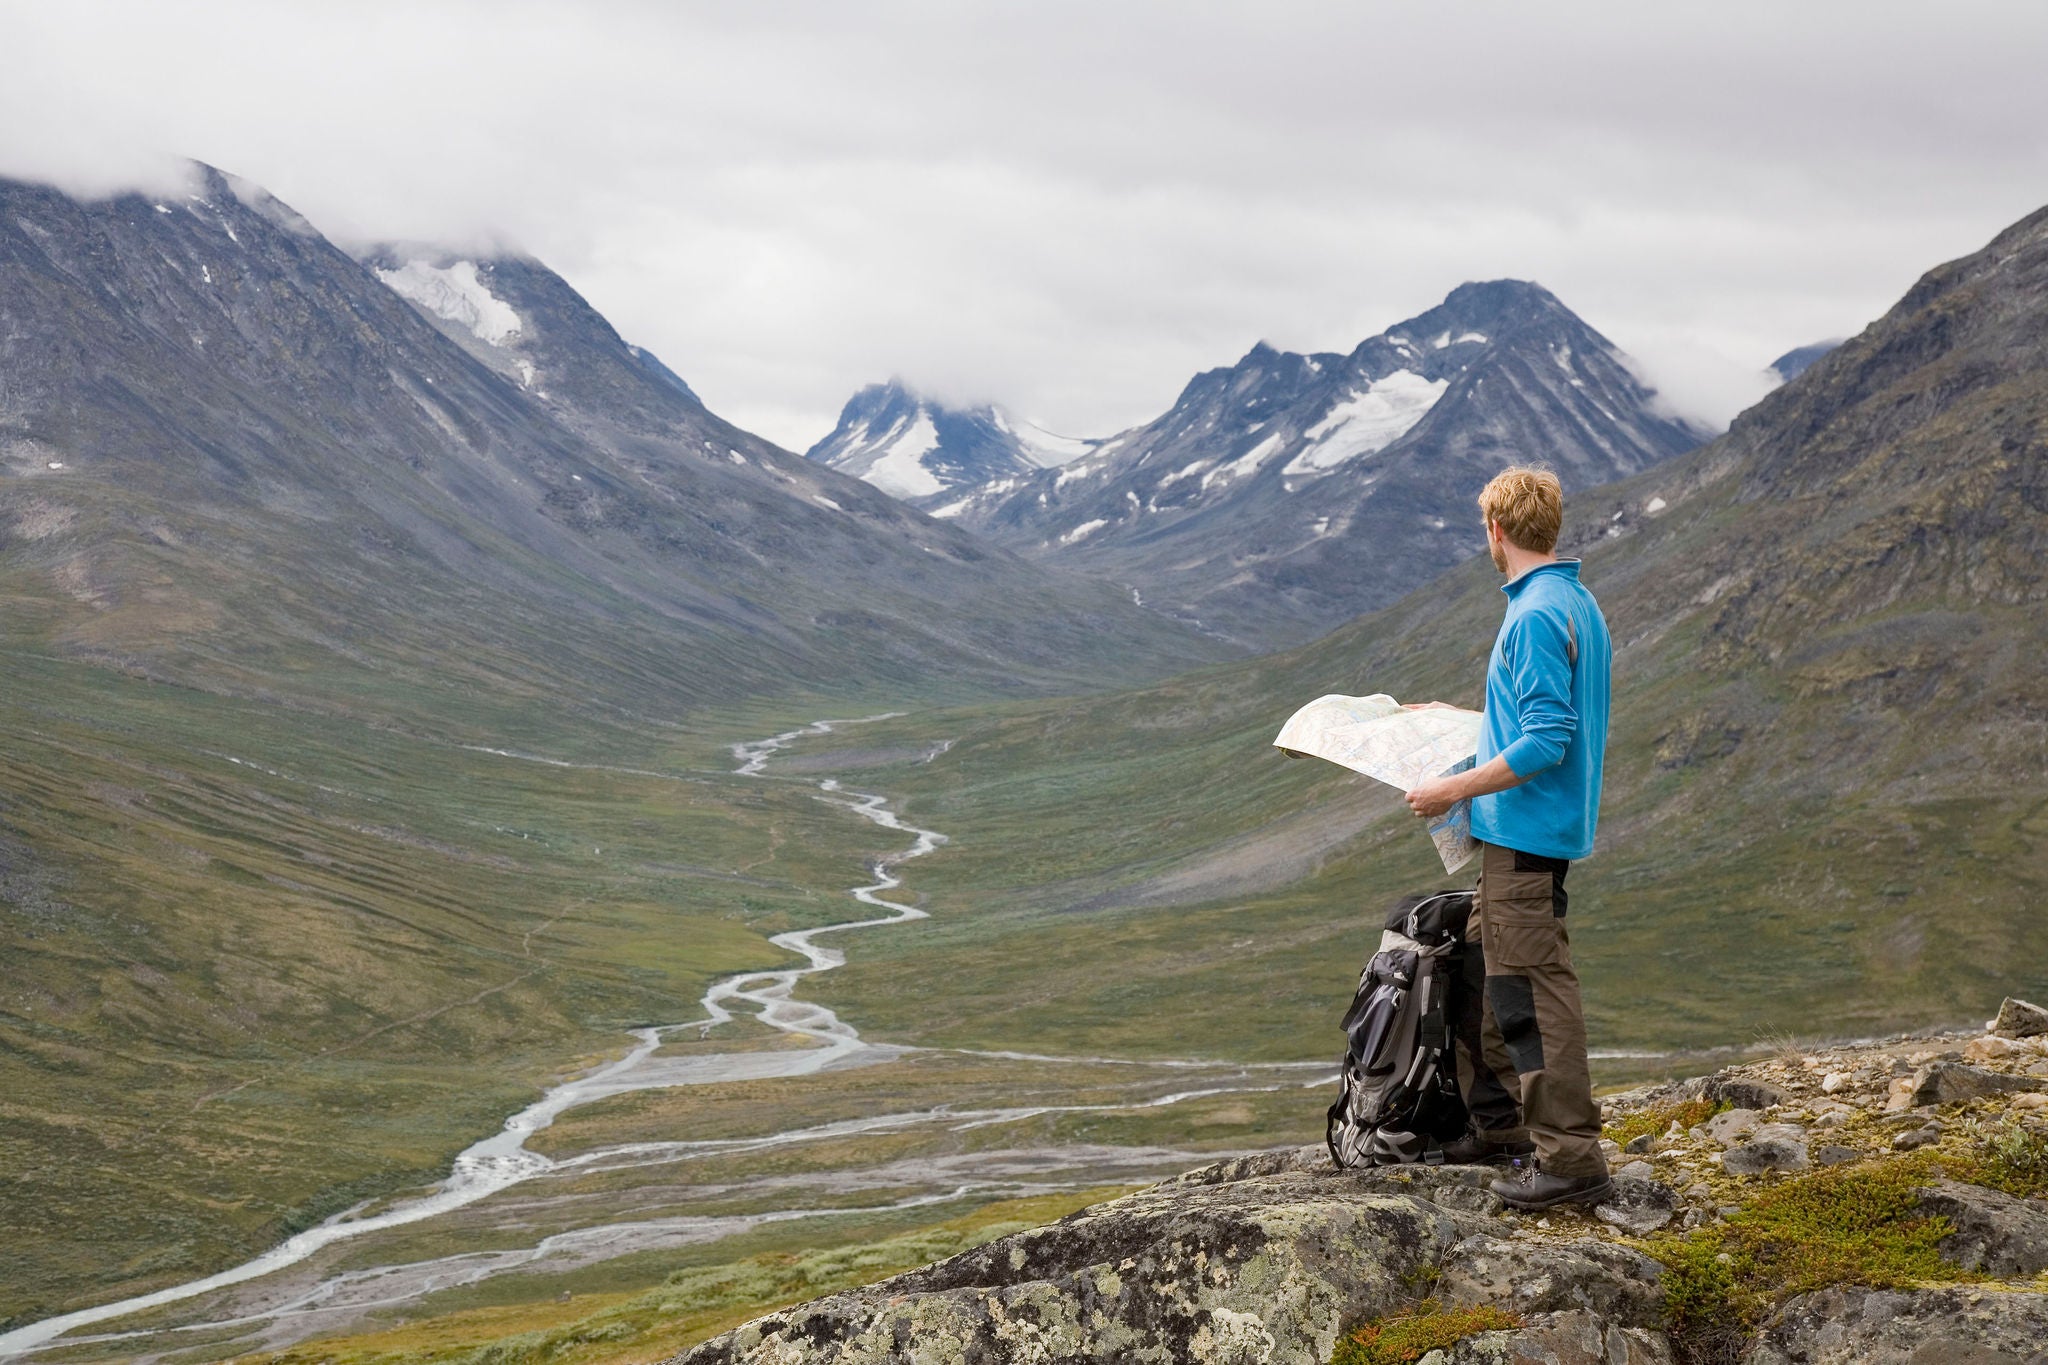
xmin=5 ymin=1 xmax=2046 ymax=450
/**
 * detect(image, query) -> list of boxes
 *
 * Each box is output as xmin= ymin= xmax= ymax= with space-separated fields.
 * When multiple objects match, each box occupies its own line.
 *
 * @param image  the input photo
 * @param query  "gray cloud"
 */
xmin=5 ymin=0 xmax=2046 ymax=448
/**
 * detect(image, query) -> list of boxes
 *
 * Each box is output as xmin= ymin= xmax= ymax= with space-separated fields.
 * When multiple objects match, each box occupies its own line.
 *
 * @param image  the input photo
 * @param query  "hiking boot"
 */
xmin=1491 ymin=1165 xmax=1614 ymax=1211
xmin=1439 ymin=1131 xmax=1536 ymax=1167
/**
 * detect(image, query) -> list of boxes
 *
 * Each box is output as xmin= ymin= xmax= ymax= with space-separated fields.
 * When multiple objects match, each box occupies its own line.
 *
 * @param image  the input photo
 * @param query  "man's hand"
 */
xmin=1405 ymin=775 xmax=1464 ymax=819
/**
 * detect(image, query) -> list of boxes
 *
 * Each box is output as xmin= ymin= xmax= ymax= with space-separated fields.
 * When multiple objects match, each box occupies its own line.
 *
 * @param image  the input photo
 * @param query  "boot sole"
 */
xmin=1497 ymin=1178 xmax=1614 ymax=1211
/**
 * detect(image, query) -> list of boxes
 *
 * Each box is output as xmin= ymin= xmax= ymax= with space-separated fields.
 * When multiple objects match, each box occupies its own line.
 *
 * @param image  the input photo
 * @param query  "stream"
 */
xmin=0 ymin=718 xmax=1322 ymax=1360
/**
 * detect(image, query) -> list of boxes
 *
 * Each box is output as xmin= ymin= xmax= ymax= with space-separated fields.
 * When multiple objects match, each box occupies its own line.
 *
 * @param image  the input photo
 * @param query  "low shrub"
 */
xmin=1645 ymin=1152 xmax=1977 ymax=1352
xmin=1961 ymin=1118 xmax=2048 ymax=1198
xmin=1329 ymin=1300 xmax=1522 ymax=1365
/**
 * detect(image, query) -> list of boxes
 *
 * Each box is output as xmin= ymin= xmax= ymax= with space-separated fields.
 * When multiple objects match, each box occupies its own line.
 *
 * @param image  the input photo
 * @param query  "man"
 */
xmin=1403 ymin=466 xmax=1613 ymax=1210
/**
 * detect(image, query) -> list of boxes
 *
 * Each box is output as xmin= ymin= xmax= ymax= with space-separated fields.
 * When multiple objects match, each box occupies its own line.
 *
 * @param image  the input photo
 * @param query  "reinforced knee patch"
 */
xmin=1486 ymin=974 xmax=1545 ymax=1075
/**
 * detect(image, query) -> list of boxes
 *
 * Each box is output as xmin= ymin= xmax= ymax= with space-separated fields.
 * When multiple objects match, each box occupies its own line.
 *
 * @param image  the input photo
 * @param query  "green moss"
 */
xmin=1329 ymin=1300 xmax=1522 ymax=1365
xmin=1645 ymin=1153 xmax=1978 ymax=1341
xmin=1605 ymin=1098 xmax=1729 ymax=1149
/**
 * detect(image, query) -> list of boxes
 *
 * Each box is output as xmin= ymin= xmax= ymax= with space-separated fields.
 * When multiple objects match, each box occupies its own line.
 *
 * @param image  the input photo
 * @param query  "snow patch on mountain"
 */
xmin=376 ymin=260 xmax=523 ymax=345
xmin=855 ymin=412 xmax=945 ymax=498
xmin=1281 ymin=371 xmax=1449 ymax=479
xmin=1201 ymin=431 xmax=1285 ymax=489
xmin=1055 ymin=458 xmax=1107 ymax=491
xmin=995 ymin=412 xmax=1095 ymax=467
xmin=1059 ymin=518 xmax=1110 ymax=544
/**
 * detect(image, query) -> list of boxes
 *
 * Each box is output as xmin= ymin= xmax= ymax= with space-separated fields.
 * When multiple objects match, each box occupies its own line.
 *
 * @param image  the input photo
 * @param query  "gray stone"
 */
xmin=1623 ymin=1133 xmax=1654 ymax=1155
xmin=1745 ymin=1285 xmax=2048 ymax=1364
xmin=1995 ymin=997 xmax=2048 ymax=1039
xmin=1704 ymin=1107 xmax=1762 ymax=1145
xmin=1618 ymin=1160 xmax=1656 ymax=1181
xmin=1917 ymin=1179 xmax=2048 ymax=1275
xmin=668 ymin=1171 xmax=1486 ymax=1365
xmin=1912 ymin=1062 xmax=2046 ymax=1106
xmin=1594 ymin=1175 xmax=1681 ymax=1235
xmin=1814 ymin=1144 xmax=1861 ymax=1166
xmin=1336 ymin=1162 xmax=1511 ymax=1218
xmin=1438 ymin=1309 xmax=1675 ymax=1364
xmin=1892 ymin=1125 xmax=1942 ymax=1152
xmin=1435 ymin=1234 xmax=1667 ymax=1327
xmin=1168 ymin=1144 xmax=1331 ymax=1186
xmin=1711 ymin=1077 xmax=1790 ymax=1110
xmin=1722 ymin=1137 xmax=1811 ymax=1175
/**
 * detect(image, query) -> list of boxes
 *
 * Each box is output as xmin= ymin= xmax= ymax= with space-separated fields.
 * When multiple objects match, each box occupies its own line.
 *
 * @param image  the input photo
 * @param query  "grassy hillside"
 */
xmin=0 ymin=626 xmax=918 ymax=1326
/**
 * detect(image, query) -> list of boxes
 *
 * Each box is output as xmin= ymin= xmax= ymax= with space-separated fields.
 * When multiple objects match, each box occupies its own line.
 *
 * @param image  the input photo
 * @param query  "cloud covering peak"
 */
xmin=5 ymin=1 xmax=2047 ymax=448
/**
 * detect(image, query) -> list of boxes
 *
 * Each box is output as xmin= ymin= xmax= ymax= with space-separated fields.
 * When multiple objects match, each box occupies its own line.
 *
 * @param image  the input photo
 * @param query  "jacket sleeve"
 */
xmin=1495 ymin=607 xmax=1578 ymax=779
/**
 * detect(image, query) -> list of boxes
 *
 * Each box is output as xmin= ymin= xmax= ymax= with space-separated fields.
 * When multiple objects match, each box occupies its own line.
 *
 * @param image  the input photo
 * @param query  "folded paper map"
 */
xmin=1272 ymin=693 xmax=1482 ymax=874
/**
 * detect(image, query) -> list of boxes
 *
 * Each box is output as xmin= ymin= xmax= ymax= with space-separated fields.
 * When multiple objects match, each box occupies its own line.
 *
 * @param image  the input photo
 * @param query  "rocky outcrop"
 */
xmin=1918 ymin=1180 xmax=2048 ymax=1276
xmin=1747 ymin=1287 xmax=2048 ymax=1364
xmin=670 ymin=1166 xmax=1498 ymax=1364
xmin=1436 ymin=1311 xmax=1675 ymax=1365
xmin=667 ymin=1004 xmax=2048 ymax=1364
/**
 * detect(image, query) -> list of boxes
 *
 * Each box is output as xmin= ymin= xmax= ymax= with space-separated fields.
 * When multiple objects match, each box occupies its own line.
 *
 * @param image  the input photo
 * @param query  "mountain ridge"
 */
xmin=932 ymin=279 xmax=1708 ymax=647
xmin=0 ymin=162 xmax=1223 ymax=730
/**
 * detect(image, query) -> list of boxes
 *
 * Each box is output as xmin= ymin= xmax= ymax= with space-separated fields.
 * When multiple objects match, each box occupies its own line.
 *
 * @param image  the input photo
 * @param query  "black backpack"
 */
xmin=1326 ymin=890 xmax=1474 ymax=1168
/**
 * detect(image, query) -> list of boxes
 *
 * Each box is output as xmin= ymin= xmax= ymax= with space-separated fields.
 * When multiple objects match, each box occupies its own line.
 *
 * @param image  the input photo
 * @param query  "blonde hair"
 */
xmin=1477 ymin=466 xmax=1563 ymax=554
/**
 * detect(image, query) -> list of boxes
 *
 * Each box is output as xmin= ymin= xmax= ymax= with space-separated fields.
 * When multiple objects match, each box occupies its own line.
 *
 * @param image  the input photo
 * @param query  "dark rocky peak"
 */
xmin=1168 ymin=343 xmax=1326 ymax=416
xmin=1768 ymin=339 xmax=1844 ymax=384
xmin=1360 ymin=280 xmax=1562 ymax=369
xmin=1728 ymin=201 xmax=2048 ymax=505
xmin=0 ymin=161 xmax=529 ymax=489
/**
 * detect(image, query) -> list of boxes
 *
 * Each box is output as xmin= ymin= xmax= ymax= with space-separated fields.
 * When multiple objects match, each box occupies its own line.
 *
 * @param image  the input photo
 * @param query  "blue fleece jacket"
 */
xmin=1469 ymin=559 xmax=1611 ymax=862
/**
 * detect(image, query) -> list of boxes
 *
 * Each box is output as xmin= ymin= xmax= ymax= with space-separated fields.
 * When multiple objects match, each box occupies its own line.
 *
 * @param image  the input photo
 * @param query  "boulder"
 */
xmin=1710 ymin=1077 xmax=1789 ymax=1111
xmin=1911 ymin=1062 xmax=2045 ymax=1106
xmin=1435 ymin=1309 xmax=1674 ymax=1364
xmin=1966 ymin=1035 xmax=2026 ymax=1063
xmin=1994 ymin=997 xmax=2048 ymax=1039
xmin=1435 ymin=1234 xmax=1667 ymax=1326
xmin=666 ymin=1171 xmax=1488 ymax=1365
xmin=1917 ymin=1179 xmax=2048 ymax=1275
xmin=1593 ymin=1175 xmax=1681 ymax=1235
xmin=1722 ymin=1138 xmax=1810 ymax=1176
xmin=1745 ymin=1285 xmax=2048 ymax=1364
xmin=1704 ymin=1108 xmax=1761 ymax=1145
xmin=1814 ymin=1144 xmax=1861 ymax=1166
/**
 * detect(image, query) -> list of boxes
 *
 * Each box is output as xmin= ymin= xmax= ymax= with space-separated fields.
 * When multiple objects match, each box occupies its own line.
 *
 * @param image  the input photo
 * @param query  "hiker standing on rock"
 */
xmin=1403 ymin=466 xmax=1614 ymax=1210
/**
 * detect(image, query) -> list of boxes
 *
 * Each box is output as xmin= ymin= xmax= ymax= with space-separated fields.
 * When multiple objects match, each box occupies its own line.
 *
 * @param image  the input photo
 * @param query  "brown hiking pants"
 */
xmin=1459 ymin=841 xmax=1608 ymax=1179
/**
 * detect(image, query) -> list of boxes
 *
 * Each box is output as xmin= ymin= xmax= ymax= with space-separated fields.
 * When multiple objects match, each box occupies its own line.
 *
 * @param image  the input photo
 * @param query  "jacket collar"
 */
xmin=1501 ymin=558 xmax=1582 ymax=598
